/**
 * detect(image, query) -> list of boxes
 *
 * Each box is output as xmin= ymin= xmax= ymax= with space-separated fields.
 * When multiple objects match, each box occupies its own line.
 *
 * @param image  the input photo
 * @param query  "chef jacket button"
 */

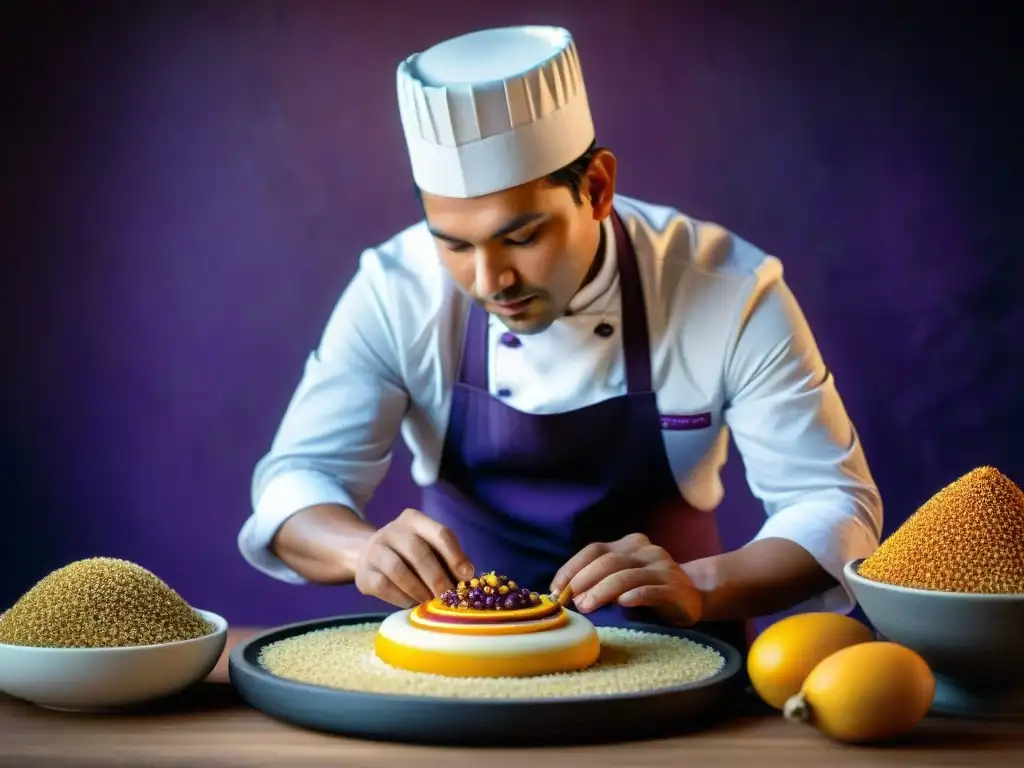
xmin=500 ymin=332 xmax=522 ymax=348
xmin=594 ymin=322 xmax=615 ymax=338
xmin=497 ymin=387 xmax=512 ymax=398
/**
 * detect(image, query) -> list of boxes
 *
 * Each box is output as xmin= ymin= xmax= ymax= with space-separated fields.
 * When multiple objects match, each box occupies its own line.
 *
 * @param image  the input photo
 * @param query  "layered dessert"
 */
xmin=374 ymin=571 xmax=600 ymax=677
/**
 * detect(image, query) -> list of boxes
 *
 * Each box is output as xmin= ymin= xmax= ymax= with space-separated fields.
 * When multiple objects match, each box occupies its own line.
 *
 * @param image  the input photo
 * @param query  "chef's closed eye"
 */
xmin=505 ymin=226 xmax=543 ymax=247
xmin=436 ymin=227 xmax=542 ymax=253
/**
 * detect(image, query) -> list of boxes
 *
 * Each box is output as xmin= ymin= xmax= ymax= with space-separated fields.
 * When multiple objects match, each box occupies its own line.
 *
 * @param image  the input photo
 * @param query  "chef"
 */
xmin=237 ymin=26 xmax=882 ymax=648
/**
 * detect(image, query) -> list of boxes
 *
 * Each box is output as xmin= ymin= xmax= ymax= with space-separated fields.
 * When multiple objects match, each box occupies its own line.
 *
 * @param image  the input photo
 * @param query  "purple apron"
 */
xmin=422 ymin=211 xmax=750 ymax=651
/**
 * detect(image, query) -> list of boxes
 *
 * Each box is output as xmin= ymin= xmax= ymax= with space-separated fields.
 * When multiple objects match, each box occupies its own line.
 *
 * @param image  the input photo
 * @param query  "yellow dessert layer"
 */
xmin=374 ymin=631 xmax=600 ymax=678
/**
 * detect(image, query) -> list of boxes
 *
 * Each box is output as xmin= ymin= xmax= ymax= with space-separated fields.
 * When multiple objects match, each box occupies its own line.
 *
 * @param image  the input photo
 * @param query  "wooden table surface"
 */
xmin=3 ymin=628 xmax=1023 ymax=767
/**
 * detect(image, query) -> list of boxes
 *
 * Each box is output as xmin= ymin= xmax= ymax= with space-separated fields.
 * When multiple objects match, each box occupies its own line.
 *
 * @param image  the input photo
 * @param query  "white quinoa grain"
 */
xmin=258 ymin=623 xmax=726 ymax=698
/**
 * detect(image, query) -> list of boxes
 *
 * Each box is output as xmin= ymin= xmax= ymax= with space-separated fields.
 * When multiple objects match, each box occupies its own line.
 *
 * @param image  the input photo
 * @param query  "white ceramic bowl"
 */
xmin=0 ymin=608 xmax=228 ymax=711
xmin=844 ymin=560 xmax=1024 ymax=719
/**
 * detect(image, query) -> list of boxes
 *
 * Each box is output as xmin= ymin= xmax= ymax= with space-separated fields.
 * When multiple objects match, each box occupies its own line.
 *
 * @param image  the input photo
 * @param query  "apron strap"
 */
xmin=457 ymin=300 xmax=490 ymax=390
xmin=610 ymin=211 xmax=653 ymax=394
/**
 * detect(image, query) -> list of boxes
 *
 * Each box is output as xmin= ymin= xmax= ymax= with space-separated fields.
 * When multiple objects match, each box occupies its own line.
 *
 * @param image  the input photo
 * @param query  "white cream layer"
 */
xmin=377 ymin=608 xmax=598 ymax=657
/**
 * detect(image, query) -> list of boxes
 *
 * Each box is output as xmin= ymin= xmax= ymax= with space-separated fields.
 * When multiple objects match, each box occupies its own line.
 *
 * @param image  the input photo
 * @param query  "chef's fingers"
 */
xmin=405 ymin=510 xmax=475 ymax=581
xmin=375 ymin=575 xmax=421 ymax=609
xmin=634 ymin=543 xmax=675 ymax=565
xmin=355 ymin=562 xmax=421 ymax=608
xmin=550 ymin=541 xmax=612 ymax=594
xmin=618 ymin=583 xmax=698 ymax=625
xmin=363 ymin=543 xmax=433 ymax=605
xmin=574 ymin=566 xmax=659 ymax=612
xmin=393 ymin=533 xmax=454 ymax=597
xmin=568 ymin=550 xmax=637 ymax=597
xmin=611 ymin=532 xmax=652 ymax=551
xmin=551 ymin=534 xmax=657 ymax=594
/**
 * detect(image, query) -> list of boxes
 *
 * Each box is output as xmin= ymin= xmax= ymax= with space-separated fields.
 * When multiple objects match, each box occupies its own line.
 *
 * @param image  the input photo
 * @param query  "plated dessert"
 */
xmin=374 ymin=571 xmax=601 ymax=677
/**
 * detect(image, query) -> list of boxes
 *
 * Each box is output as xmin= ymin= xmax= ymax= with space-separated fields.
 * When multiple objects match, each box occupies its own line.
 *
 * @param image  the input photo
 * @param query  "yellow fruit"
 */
xmin=784 ymin=641 xmax=935 ymax=743
xmin=747 ymin=612 xmax=875 ymax=710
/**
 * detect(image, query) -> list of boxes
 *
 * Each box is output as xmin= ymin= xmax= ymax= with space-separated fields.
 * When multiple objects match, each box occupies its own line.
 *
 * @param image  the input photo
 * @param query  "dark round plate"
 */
xmin=228 ymin=612 xmax=746 ymax=746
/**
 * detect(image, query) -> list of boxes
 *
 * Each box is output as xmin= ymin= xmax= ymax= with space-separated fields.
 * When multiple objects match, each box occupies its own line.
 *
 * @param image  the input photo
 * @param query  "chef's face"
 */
xmin=421 ymin=149 xmax=617 ymax=335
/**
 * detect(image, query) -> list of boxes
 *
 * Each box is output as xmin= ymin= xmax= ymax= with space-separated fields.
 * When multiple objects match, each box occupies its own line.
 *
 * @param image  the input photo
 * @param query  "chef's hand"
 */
xmin=550 ymin=533 xmax=703 ymax=626
xmin=354 ymin=508 xmax=475 ymax=608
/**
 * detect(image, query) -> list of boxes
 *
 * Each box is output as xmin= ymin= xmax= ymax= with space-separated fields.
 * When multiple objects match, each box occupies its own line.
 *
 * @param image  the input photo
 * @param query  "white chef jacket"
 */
xmin=238 ymin=193 xmax=883 ymax=614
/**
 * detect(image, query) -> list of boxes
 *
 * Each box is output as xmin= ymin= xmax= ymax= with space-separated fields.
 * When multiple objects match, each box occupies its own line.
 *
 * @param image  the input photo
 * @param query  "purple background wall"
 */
xmin=2 ymin=1 xmax=1019 ymax=629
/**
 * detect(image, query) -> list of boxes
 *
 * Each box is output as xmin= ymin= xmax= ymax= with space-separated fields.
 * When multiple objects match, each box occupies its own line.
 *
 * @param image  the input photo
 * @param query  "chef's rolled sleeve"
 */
xmin=237 ymin=251 xmax=409 ymax=583
xmin=723 ymin=262 xmax=883 ymax=613
xmin=238 ymin=468 xmax=361 ymax=584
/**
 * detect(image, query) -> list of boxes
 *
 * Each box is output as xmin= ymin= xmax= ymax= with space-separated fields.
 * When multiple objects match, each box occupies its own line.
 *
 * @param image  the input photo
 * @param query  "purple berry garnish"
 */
xmin=502 ymin=595 xmax=517 ymax=610
xmin=469 ymin=588 xmax=484 ymax=602
xmin=485 ymin=595 xmax=496 ymax=608
xmin=471 ymin=600 xmax=484 ymax=610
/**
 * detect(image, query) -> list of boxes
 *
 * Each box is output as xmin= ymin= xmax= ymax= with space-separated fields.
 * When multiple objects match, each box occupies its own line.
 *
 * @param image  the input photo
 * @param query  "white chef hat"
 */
xmin=396 ymin=26 xmax=595 ymax=199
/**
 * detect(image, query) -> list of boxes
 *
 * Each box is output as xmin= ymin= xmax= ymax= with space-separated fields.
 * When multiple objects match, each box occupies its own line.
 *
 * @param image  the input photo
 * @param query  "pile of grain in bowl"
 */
xmin=858 ymin=465 xmax=1024 ymax=593
xmin=0 ymin=557 xmax=214 ymax=648
xmin=258 ymin=624 xmax=726 ymax=698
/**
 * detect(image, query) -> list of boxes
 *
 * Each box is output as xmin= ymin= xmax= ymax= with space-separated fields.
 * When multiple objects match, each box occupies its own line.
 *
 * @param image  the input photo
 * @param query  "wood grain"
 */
xmin=2 ymin=628 xmax=1022 ymax=767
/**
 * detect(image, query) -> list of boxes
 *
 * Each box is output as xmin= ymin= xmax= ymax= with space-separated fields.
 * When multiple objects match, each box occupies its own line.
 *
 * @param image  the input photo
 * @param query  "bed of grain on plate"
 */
xmin=257 ymin=623 xmax=726 ymax=699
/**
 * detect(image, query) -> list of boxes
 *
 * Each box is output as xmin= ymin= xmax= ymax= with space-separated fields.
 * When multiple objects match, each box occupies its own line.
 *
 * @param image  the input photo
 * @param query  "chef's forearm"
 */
xmin=270 ymin=503 xmax=377 ymax=584
xmin=682 ymin=537 xmax=838 ymax=622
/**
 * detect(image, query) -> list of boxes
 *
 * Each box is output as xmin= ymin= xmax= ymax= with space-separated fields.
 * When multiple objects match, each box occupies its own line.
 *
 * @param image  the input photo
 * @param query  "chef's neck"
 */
xmin=565 ymin=215 xmax=614 ymax=317
xmin=577 ymin=224 xmax=606 ymax=296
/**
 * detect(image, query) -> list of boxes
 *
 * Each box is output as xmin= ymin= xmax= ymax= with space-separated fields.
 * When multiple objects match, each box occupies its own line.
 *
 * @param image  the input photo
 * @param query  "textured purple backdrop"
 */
xmin=1 ymin=2 xmax=1020 ymax=628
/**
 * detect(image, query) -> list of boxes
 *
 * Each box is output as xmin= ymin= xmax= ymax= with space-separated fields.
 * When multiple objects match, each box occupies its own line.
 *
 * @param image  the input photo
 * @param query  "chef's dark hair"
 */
xmin=546 ymin=140 xmax=600 ymax=205
xmin=414 ymin=140 xmax=601 ymax=205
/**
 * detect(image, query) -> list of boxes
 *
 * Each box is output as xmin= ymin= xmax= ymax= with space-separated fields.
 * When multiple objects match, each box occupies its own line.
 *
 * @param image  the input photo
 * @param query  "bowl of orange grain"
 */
xmin=844 ymin=466 xmax=1024 ymax=720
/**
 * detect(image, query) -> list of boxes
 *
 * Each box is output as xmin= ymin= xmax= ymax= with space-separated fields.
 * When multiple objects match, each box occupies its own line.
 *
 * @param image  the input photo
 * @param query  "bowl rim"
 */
xmin=0 ymin=607 xmax=228 ymax=653
xmin=844 ymin=559 xmax=1024 ymax=600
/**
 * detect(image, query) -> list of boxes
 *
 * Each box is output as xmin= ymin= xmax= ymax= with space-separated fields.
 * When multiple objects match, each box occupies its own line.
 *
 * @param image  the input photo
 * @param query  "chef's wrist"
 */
xmin=682 ymin=549 xmax=766 ymax=622
xmin=679 ymin=558 xmax=717 ymax=622
xmin=271 ymin=503 xmax=376 ymax=584
xmin=680 ymin=538 xmax=837 ymax=621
